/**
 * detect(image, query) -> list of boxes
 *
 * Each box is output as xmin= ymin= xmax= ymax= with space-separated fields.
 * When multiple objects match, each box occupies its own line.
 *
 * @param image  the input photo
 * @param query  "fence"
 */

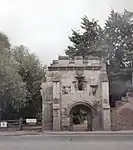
xmin=0 ymin=118 xmax=42 ymax=131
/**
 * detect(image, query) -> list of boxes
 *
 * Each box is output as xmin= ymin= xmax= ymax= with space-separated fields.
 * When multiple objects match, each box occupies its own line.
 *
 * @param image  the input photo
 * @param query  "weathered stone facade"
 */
xmin=41 ymin=56 xmax=111 ymax=131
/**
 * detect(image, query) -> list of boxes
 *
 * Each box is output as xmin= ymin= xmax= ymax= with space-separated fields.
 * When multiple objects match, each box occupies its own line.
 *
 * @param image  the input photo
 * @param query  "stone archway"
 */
xmin=68 ymin=102 xmax=95 ymax=131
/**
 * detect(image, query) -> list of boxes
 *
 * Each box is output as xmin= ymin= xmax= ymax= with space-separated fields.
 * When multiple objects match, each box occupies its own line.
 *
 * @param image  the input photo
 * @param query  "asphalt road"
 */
xmin=0 ymin=134 xmax=133 ymax=150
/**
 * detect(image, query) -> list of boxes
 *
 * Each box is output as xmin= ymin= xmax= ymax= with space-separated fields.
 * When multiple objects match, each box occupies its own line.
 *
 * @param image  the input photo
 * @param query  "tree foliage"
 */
xmin=12 ymin=45 xmax=44 ymax=118
xmin=104 ymin=10 xmax=133 ymax=67
xmin=65 ymin=16 xmax=104 ymax=58
xmin=0 ymin=35 xmax=26 ymax=119
xmin=0 ymin=32 xmax=45 ymax=120
xmin=65 ymin=10 xmax=133 ymax=102
xmin=0 ymin=32 xmax=11 ymax=49
xmin=104 ymin=10 xmax=133 ymax=98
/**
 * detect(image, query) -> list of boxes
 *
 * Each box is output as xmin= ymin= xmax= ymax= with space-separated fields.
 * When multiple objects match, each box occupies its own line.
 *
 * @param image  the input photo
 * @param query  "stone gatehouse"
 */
xmin=41 ymin=56 xmax=111 ymax=131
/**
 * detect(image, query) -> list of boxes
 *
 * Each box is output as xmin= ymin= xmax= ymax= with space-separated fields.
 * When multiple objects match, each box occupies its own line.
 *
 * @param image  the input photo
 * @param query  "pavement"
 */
xmin=0 ymin=133 xmax=133 ymax=150
xmin=0 ymin=130 xmax=41 ymax=136
xmin=43 ymin=130 xmax=133 ymax=135
xmin=0 ymin=130 xmax=133 ymax=136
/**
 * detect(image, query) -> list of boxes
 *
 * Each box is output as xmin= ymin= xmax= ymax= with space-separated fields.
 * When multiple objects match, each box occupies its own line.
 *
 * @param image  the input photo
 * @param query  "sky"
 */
xmin=0 ymin=0 xmax=133 ymax=65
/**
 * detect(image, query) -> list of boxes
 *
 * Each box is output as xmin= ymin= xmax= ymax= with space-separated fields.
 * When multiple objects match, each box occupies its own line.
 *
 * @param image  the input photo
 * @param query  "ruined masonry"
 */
xmin=41 ymin=56 xmax=111 ymax=131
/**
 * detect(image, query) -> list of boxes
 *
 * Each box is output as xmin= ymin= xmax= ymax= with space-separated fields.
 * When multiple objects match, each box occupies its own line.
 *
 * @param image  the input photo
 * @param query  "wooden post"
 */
xmin=18 ymin=117 xmax=23 ymax=131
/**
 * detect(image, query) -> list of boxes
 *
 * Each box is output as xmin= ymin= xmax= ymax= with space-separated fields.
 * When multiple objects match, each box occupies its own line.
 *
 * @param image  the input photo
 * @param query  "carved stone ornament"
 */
xmin=76 ymin=70 xmax=84 ymax=77
xmin=62 ymin=86 xmax=71 ymax=94
xmin=92 ymin=100 xmax=101 ymax=112
xmin=90 ymin=77 xmax=96 ymax=84
xmin=89 ymin=85 xmax=98 ymax=96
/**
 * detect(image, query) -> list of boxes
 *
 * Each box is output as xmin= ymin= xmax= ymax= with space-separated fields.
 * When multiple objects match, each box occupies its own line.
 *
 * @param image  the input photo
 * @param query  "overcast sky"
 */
xmin=0 ymin=0 xmax=133 ymax=64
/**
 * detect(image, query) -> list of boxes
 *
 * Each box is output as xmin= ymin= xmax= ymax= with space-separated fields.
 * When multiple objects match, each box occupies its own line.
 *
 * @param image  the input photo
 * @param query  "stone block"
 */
xmin=62 ymin=118 xmax=70 ymax=127
xmin=53 ymin=104 xmax=60 ymax=109
xmin=58 ymin=56 xmax=69 ymax=60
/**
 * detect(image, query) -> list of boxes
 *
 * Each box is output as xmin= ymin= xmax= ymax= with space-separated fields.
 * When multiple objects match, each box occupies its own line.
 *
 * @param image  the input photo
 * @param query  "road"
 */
xmin=0 ymin=134 xmax=133 ymax=150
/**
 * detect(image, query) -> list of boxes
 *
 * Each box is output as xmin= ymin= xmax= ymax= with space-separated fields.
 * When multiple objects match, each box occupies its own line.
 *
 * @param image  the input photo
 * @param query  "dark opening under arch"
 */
xmin=69 ymin=103 xmax=93 ymax=131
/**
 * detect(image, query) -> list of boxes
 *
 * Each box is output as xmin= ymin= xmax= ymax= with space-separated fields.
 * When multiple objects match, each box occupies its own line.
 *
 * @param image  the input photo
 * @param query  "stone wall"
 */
xmin=111 ymin=97 xmax=133 ymax=131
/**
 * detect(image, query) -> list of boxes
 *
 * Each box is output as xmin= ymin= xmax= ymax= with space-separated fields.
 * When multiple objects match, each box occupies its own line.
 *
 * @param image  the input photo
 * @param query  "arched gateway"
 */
xmin=68 ymin=102 xmax=94 ymax=131
xmin=41 ymin=56 xmax=111 ymax=131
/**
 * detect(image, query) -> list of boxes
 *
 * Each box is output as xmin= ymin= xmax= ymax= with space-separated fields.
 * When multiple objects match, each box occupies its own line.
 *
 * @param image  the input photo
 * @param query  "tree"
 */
xmin=0 ymin=32 xmax=11 ymax=49
xmin=104 ymin=10 xmax=133 ymax=67
xmin=12 ymin=45 xmax=44 ymax=119
xmin=0 ymin=32 xmax=45 ymax=119
xmin=0 ymin=41 xmax=26 ymax=120
xmin=104 ymin=10 xmax=133 ymax=101
xmin=65 ymin=16 xmax=104 ymax=58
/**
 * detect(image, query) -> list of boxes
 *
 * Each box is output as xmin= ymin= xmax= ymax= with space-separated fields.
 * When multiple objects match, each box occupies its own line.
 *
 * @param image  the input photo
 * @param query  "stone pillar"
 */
xmin=53 ymin=81 xmax=61 ymax=130
xmin=101 ymin=81 xmax=111 ymax=130
xmin=53 ymin=104 xmax=61 ymax=130
xmin=40 ymin=88 xmax=47 ymax=130
xmin=100 ymin=61 xmax=111 ymax=130
xmin=41 ymin=81 xmax=53 ymax=130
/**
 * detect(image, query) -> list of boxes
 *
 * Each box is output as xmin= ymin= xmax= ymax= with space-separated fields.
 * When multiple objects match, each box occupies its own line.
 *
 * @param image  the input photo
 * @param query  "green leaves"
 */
xmin=104 ymin=10 xmax=133 ymax=97
xmin=65 ymin=16 xmax=103 ymax=58
xmin=0 ymin=33 xmax=44 ymax=120
xmin=0 ymin=45 xmax=27 ymax=120
xmin=0 ymin=32 xmax=11 ymax=49
xmin=104 ymin=10 xmax=133 ymax=64
xmin=12 ymin=45 xmax=44 ymax=118
xmin=65 ymin=10 xmax=133 ymax=100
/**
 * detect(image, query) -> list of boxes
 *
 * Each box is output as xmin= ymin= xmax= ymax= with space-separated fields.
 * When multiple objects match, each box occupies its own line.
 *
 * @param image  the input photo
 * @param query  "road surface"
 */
xmin=0 ymin=134 xmax=133 ymax=150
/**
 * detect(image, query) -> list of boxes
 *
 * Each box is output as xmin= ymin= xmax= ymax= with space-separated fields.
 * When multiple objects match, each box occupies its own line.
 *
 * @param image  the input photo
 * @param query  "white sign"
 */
xmin=0 ymin=121 xmax=7 ymax=128
xmin=26 ymin=119 xmax=37 ymax=124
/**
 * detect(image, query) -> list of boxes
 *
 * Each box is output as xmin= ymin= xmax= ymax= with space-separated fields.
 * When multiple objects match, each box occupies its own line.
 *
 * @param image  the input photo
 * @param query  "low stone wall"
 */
xmin=111 ymin=100 xmax=133 ymax=131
